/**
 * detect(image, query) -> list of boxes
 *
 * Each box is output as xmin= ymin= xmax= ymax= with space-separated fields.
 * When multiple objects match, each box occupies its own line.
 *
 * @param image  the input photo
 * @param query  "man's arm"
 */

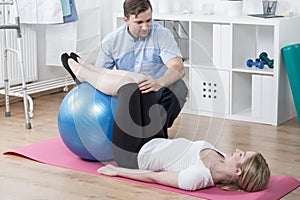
xmin=98 ymin=164 xmax=179 ymax=188
xmin=138 ymin=57 xmax=185 ymax=93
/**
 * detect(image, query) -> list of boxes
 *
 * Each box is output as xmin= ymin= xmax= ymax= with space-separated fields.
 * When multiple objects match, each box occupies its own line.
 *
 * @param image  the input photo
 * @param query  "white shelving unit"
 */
xmin=113 ymin=13 xmax=300 ymax=125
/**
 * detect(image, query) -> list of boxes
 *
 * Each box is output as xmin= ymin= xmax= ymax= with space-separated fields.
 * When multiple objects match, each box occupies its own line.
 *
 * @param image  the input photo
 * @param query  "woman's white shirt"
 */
xmin=137 ymin=138 xmax=224 ymax=190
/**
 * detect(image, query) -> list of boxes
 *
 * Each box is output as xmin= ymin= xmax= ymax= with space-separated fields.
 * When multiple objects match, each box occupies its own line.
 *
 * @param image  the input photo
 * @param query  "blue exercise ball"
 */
xmin=58 ymin=82 xmax=117 ymax=161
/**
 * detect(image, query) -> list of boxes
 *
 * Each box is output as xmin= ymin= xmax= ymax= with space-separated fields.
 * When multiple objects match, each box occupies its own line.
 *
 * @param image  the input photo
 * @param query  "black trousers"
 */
xmin=155 ymin=79 xmax=188 ymax=134
xmin=112 ymin=80 xmax=188 ymax=169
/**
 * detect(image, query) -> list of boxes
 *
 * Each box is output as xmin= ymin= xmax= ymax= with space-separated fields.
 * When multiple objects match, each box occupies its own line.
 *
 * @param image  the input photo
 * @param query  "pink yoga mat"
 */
xmin=3 ymin=137 xmax=300 ymax=200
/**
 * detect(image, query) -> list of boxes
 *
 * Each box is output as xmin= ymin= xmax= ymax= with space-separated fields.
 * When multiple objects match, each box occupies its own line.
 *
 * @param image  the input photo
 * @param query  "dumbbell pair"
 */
xmin=247 ymin=52 xmax=274 ymax=69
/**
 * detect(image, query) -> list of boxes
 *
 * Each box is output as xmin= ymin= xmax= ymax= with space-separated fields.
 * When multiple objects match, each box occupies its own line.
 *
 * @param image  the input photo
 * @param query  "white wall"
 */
xmin=36 ymin=25 xmax=68 ymax=81
xmin=100 ymin=0 xmax=114 ymax=39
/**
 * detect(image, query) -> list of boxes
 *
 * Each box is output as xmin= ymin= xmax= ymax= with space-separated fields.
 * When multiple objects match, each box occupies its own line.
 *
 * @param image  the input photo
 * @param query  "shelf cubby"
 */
xmin=232 ymin=24 xmax=275 ymax=74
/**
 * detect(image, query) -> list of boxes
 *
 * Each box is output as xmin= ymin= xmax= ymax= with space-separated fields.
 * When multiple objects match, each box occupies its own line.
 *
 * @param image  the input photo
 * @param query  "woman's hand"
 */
xmin=97 ymin=164 xmax=179 ymax=189
xmin=97 ymin=164 xmax=119 ymax=176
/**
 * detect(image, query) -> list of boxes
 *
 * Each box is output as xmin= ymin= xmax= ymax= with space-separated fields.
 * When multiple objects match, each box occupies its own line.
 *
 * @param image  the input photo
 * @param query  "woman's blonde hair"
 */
xmin=218 ymin=153 xmax=270 ymax=192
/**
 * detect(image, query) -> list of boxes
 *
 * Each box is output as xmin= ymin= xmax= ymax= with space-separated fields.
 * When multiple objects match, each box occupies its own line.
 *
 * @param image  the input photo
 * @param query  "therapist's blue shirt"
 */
xmin=95 ymin=22 xmax=182 ymax=79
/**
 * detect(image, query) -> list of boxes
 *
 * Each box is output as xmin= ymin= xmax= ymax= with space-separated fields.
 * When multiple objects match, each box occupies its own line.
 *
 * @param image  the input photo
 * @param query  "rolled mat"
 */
xmin=282 ymin=43 xmax=300 ymax=124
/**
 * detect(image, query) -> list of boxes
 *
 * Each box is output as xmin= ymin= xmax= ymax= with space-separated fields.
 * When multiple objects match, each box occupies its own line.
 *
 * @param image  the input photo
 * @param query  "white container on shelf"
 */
xmin=227 ymin=0 xmax=243 ymax=17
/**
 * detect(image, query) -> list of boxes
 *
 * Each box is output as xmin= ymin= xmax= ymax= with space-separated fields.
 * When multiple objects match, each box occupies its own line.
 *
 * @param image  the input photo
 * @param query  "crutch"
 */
xmin=0 ymin=0 xmax=31 ymax=129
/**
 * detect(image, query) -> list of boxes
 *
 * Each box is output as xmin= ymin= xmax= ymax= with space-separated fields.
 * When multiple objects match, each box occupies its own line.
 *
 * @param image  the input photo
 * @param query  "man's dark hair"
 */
xmin=123 ymin=0 xmax=152 ymax=19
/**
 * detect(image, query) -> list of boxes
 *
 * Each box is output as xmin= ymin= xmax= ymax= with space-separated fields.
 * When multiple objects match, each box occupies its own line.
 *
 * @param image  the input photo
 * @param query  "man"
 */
xmin=95 ymin=0 xmax=188 ymax=135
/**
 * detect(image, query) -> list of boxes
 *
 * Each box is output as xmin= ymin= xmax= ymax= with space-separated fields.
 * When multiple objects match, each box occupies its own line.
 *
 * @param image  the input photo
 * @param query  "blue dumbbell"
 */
xmin=247 ymin=59 xmax=264 ymax=69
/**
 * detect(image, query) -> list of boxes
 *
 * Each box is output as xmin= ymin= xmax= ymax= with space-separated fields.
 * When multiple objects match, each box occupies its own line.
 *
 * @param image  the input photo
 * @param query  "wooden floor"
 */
xmin=0 ymin=91 xmax=299 ymax=200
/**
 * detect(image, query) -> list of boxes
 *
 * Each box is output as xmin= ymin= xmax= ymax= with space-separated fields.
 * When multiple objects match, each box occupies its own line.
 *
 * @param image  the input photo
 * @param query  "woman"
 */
xmin=61 ymin=53 xmax=270 ymax=192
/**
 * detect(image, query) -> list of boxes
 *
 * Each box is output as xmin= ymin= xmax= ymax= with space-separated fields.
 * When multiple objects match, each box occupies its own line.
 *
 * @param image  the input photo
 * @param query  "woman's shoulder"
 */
xmin=194 ymin=140 xmax=225 ymax=156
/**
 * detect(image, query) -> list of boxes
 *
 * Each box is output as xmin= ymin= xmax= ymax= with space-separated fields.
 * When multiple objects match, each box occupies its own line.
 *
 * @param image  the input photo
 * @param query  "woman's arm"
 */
xmin=97 ymin=164 xmax=179 ymax=188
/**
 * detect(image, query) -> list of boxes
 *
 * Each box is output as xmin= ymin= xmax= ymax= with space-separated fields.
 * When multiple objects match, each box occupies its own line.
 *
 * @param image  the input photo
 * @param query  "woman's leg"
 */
xmin=112 ymin=84 xmax=166 ymax=169
xmin=69 ymin=52 xmax=145 ymax=85
xmin=61 ymin=54 xmax=145 ymax=96
xmin=68 ymin=58 xmax=128 ymax=95
xmin=112 ymin=83 xmax=142 ymax=168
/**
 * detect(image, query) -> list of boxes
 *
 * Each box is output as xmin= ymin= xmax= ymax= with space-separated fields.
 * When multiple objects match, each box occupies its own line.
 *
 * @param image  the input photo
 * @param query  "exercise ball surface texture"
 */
xmin=58 ymin=82 xmax=117 ymax=161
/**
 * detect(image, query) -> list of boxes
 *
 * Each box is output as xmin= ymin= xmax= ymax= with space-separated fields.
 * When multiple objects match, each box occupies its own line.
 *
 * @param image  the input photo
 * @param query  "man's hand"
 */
xmin=138 ymin=73 xmax=164 ymax=93
xmin=137 ymin=57 xmax=185 ymax=93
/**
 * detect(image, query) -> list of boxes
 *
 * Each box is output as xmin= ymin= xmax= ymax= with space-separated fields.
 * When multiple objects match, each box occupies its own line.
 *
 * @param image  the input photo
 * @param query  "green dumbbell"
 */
xmin=259 ymin=52 xmax=274 ymax=69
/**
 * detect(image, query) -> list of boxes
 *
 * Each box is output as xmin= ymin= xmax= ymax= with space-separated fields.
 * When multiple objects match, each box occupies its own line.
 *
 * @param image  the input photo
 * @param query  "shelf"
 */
xmin=190 ymin=63 xmax=217 ymax=69
xmin=232 ymin=66 xmax=274 ymax=75
xmin=230 ymin=109 xmax=276 ymax=126
xmin=113 ymin=13 xmax=300 ymax=125
xmin=231 ymin=108 xmax=252 ymax=118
